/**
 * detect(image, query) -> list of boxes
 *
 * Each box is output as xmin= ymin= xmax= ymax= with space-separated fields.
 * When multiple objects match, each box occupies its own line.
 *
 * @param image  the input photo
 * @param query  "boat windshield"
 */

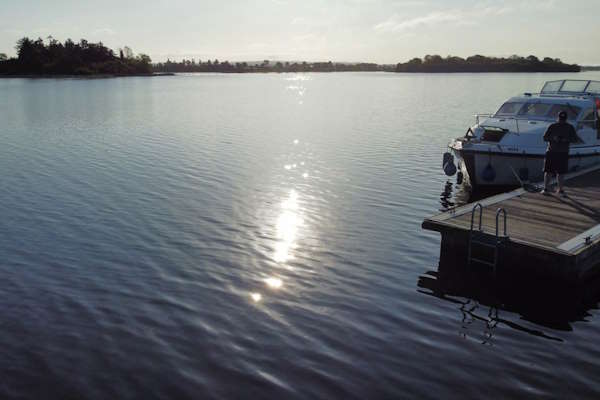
xmin=541 ymin=80 xmax=600 ymax=95
xmin=518 ymin=103 xmax=552 ymax=118
xmin=495 ymin=102 xmax=525 ymax=116
xmin=494 ymin=101 xmax=582 ymax=120
xmin=587 ymin=81 xmax=600 ymax=93
xmin=560 ymin=81 xmax=589 ymax=93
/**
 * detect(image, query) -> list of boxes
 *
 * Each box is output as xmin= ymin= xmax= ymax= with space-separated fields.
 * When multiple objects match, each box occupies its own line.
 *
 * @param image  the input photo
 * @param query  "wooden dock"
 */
xmin=423 ymin=164 xmax=600 ymax=282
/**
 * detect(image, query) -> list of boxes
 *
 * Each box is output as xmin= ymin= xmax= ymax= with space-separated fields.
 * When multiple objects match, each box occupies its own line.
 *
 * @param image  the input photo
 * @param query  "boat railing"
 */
xmin=519 ymin=90 xmax=597 ymax=99
xmin=474 ymin=114 xmax=494 ymax=125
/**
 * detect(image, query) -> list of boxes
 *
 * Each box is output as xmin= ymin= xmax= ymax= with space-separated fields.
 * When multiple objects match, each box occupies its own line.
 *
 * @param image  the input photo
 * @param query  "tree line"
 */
xmin=153 ymin=59 xmax=382 ymax=73
xmin=0 ymin=36 xmax=152 ymax=75
xmin=0 ymin=37 xmax=581 ymax=75
xmin=154 ymin=55 xmax=580 ymax=73
xmin=395 ymin=54 xmax=580 ymax=73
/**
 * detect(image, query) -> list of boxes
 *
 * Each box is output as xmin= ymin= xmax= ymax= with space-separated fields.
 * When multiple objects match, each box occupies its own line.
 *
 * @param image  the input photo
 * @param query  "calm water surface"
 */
xmin=2 ymin=72 xmax=600 ymax=399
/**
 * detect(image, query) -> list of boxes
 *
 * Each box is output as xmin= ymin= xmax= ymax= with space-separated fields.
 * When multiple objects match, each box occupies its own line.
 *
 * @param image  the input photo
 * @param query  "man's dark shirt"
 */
xmin=543 ymin=121 xmax=578 ymax=153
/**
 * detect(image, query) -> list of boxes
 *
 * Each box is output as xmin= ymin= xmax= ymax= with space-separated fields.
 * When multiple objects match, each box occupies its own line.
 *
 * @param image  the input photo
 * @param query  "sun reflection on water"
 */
xmin=265 ymin=277 xmax=283 ymax=289
xmin=251 ymin=293 xmax=262 ymax=302
xmin=251 ymin=132 xmax=313 ymax=303
xmin=273 ymin=189 xmax=304 ymax=263
xmin=285 ymin=75 xmax=311 ymax=82
xmin=286 ymin=75 xmax=309 ymax=104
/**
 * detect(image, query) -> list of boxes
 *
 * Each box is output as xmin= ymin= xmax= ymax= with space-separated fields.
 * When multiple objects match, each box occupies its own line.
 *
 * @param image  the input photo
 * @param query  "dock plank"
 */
xmin=426 ymin=165 xmax=600 ymax=254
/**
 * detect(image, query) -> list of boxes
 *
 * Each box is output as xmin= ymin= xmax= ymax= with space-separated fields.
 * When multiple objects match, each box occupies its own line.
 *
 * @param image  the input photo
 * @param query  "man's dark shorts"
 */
xmin=544 ymin=151 xmax=569 ymax=174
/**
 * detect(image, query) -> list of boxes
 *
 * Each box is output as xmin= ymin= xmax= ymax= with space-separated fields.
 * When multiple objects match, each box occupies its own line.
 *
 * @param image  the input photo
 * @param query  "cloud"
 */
xmin=247 ymin=42 xmax=268 ymax=50
xmin=292 ymin=33 xmax=321 ymax=42
xmin=291 ymin=17 xmax=306 ymax=25
xmin=516 ymin=0 xmax=557 ymax=11
xmin=92 ymin=28 xmax=116 ymax=36
xmin=374 ymin=12 xmax=459 ymax=33
xmin=1 ymin=28 xmax=23 ymax=35
xmin=373 ymin=5 xmax=512 ymax=33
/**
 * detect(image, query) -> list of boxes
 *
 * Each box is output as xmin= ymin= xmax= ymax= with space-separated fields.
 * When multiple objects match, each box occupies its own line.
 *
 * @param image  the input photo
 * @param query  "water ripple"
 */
xmin=2 ymin=72 xmax=600 ymax=398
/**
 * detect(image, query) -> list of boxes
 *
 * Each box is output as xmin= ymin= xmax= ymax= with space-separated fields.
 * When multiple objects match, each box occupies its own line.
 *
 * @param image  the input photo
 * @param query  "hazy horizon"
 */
xmin=2 ymin=0 xmax=599 ymax=65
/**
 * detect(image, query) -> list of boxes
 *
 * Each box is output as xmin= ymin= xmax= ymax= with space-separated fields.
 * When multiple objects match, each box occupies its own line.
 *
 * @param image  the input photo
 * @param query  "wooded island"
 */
xmin=0 ymin=37 xmax=152 ymax=76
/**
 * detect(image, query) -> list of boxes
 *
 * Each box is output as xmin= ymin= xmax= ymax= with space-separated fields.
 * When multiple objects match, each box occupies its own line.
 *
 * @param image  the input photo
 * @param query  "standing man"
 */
xmin=541 ymin=110 xmax=579 ymax=196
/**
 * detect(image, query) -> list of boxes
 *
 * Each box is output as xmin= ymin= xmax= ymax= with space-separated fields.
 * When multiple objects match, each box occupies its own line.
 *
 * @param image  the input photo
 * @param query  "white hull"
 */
xmin=453 ymin=149 xmax=600 ymax=186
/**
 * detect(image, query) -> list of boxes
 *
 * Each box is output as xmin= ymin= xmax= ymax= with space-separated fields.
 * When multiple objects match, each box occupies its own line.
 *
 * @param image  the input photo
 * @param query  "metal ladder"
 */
xmin=467 ymin=203 xmax=508 ymax=275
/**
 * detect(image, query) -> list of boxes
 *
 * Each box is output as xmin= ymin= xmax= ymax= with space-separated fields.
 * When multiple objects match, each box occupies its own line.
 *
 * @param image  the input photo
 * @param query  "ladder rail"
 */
xmin=495 ymin=207 xmax=507 ymax=238
xmin=468 ymin=205 xmax=509 ymax=276
xmin=467 ymin=203 xmax=483 ymax=269
xmin=470 ymin=203 xmax=483 ymax=232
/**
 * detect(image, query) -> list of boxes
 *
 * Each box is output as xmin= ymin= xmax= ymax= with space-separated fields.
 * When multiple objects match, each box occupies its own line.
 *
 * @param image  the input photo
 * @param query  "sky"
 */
xmin=1 ymin=0 xmax=599 ymax=64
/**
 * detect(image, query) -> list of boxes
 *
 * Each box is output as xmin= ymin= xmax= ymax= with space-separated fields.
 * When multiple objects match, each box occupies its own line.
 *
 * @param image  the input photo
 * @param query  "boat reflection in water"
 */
xmin=438 ymin=178 xmax=518 ymax=212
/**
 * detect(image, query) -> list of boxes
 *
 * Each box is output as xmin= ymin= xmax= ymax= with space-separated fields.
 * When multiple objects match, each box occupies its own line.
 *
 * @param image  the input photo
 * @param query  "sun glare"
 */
xmin=265 ymin=277 xmax=283 ymax=289
xmin=251 ymin=293 xmax=262 ymax=302
xmin=273 ymin=190 xmax=303 ymax=263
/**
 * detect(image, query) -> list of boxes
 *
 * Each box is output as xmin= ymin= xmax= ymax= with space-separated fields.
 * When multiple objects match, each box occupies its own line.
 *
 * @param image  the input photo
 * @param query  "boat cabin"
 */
xmin=492 ymin=80 xmax=600 ymax=135
xmin=451 ymin=80 xmax=600 ymax=186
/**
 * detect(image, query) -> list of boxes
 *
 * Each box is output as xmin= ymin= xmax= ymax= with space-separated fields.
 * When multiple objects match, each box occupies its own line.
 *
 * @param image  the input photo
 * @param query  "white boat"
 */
xmin=445 ymin=80 xmax=600 ymax=187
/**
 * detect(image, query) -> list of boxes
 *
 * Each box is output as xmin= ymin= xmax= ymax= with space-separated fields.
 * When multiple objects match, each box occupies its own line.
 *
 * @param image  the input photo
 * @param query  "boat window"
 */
xmin=518 ymin=102 xmax=552 ymax=117
xmin=580 ymin=109 xmax=596 ymax=129
xmin=540 ymin=80 xmax=600 ymax=94
xmin=541 ymin=81 xmax=563 ymax=93
xmin=560 ymin=80 xmax=589 ymax=93
xmin=547 ymin=104 xmax=581 ymax=120
xmin=495 ymin=102 xmax=525 ymax=116
xmin=586 ymin=81 xmax=600 ymax=94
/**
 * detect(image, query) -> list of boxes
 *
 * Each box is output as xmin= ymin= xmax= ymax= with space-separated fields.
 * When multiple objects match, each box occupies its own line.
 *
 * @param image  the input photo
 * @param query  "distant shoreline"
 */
xmin=0 ymin=72 xmax=174 ymax=79
xmin=0 ymin=35 xmax=585 ymax=76
xmin=149 ymin=67 xmax=582 ymax=74
xmin=2 ymin=70 xmax=594 ymax=79
xmin=153 ymin=55 xmax=580 ymax=74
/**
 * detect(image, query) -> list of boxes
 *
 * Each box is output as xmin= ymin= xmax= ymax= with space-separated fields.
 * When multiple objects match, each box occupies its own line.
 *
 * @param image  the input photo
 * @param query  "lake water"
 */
xmin=2 ymin=71 xmax=600 ymax=399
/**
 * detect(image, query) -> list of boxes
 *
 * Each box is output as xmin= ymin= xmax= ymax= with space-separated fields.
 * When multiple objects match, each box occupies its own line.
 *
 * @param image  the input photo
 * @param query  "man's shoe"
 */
xmin=541 ymin=189 xmax=551 ymax=196
xmin=558 ymin=189 xmax=567 ymax=197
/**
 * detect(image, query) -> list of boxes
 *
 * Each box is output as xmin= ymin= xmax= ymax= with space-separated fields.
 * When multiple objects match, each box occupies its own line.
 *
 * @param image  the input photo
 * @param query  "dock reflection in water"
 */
xmin=418 ymin=261 xmax=600 ymax=343
xmin=433 ymin=179 xmax=600 ymax=342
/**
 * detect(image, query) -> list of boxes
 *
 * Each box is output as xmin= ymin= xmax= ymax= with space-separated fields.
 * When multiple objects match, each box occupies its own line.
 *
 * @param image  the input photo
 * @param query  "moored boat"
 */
xmin=444 ymin=80 xmax=600 ymax=186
